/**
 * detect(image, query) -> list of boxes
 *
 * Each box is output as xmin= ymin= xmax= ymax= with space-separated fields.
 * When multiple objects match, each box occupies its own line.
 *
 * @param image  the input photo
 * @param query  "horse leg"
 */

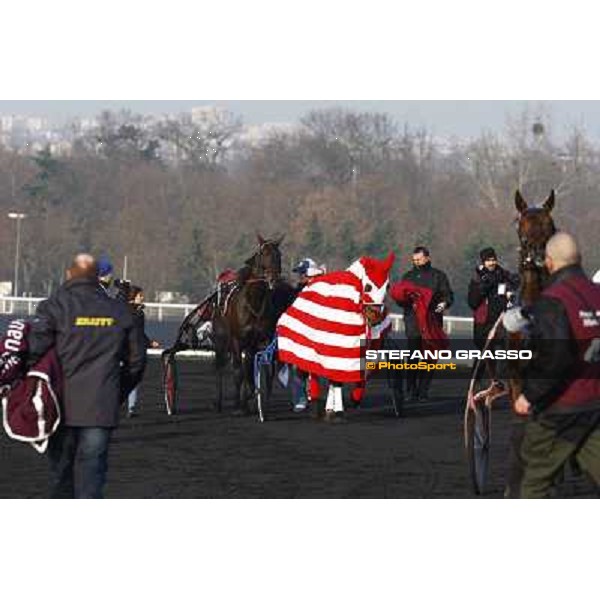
xmin=240 ymin=349 xmax=255 ymax=414
xmin=214 ymin=348 xmax=225 ymax=413
xmin=231 ymin=342 xmax=246 ymax=415
xmin=504 ymin=332 xmax=528 ymax=496
xmin=324 ymin=382 xmax=345 ymax=423
xmin=213 ymin=322 xmax=229 ymax=413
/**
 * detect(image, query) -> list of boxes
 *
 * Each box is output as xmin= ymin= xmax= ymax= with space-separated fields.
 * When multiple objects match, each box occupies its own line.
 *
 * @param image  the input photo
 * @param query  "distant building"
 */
xmin=25 ymin=117 xmax=47 ymax=132
xmin=0 ymin=115 xmax=14 ymax=131
xmin=237 ymin=122 xmax=297 ymax=147
xmin=191 ymin=105 xmax=227 ymax=125
xmin=49 ymin=140 xmax=73 ymax=156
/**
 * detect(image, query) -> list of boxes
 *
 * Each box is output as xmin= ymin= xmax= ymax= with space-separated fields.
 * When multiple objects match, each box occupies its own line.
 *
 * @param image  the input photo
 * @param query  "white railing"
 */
xmin=0 ymin=296 xmax=197 ymax=320
xmin=0 ymin=295 xmax=474 ymax=334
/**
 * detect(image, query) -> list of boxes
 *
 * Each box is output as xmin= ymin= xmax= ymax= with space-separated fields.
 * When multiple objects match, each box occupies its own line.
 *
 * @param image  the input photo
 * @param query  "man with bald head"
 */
xmin=27 ymin=252 xmax=147 ymax=498
xmin=67 ymin=253 xmax=96 ymax=279
xmin=508 ymin=232 xmax=600 ymax=497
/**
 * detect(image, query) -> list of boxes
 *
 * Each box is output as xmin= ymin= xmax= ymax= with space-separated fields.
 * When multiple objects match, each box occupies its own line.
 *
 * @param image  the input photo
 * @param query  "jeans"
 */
xmin=47 ymin=426 xmax=113 ymax=499
xmin=128 ymin=386 xmax=139 ymax=411
xmin=290 ymin=366 xmax=308 ymax=408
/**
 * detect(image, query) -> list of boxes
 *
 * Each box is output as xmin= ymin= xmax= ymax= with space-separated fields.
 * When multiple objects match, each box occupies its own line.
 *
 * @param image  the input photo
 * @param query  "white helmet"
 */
xmin=293 ymin=258 xmax=326 ymax=278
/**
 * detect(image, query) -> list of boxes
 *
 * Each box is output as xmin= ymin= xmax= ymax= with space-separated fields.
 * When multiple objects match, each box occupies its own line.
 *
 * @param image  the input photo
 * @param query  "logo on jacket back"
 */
xmin=74 ymin=317 xmax=115 ymax=327
xmin=580 ymin=310 xmax=600 ymax=328
xmin=4 ymin=319 xmax=27 ymax=353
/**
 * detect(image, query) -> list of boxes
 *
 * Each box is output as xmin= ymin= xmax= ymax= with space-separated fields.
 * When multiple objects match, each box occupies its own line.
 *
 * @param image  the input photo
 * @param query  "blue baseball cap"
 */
xmin=97 ymin=257 xmax=114 ymax=278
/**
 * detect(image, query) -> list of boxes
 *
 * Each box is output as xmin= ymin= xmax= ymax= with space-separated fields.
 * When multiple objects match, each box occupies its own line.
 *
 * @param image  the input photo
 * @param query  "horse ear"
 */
xmin=276 ymin=233 xmax=285 ymax=246
xmin=515 ymin=190 xmax=527 ymax=213
xmin=256 ymin=232 xmax=265 ymax=245
xmin=543 ymin=189 xmax=555 ymax=213
xmin=383 ymin=251 xmax=395 ymax=271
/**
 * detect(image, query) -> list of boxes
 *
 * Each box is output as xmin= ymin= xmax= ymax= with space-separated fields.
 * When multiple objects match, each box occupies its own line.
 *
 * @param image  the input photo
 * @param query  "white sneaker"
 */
xmin=293 ymin=400 xmax=308 ymax=413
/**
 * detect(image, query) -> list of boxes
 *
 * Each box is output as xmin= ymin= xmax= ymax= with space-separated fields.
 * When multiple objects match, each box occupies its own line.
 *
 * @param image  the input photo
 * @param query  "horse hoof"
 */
xmin=323 ymin=411 xmax=346 ymax=424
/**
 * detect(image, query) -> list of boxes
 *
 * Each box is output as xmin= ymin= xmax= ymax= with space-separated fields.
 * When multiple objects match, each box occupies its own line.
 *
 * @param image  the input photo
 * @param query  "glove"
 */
xmin=434 ymin=302 xmax=446 ymax=313
xmin=479 ymin=270 xmax=496 ymax=294
xmin=503 ymin=307 xmax=530 ymax=333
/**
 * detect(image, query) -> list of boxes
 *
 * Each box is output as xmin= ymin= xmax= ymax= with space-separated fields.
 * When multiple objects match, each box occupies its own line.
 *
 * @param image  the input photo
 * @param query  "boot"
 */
xmin=417 ymin=371 xmax=433 ymax=402
xmin=311 ymin=397 xmax=325 ymax=420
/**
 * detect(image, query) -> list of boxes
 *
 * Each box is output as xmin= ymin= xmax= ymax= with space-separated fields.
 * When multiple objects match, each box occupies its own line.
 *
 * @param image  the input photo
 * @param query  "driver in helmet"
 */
xmin=289 ymin=258 xmax=326 ymax=413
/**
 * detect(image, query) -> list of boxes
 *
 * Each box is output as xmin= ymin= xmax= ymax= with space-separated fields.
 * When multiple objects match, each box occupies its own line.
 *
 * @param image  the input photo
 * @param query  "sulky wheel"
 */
xmin=162 ymin=351 xmax=179 ymax=416
xmin=464 ymin=400 xmax=492 ymax=495
xmin=386 ymin=368 xmax=404 ymax=418
xmin=256 ymin=362 xmax=275 ymax=423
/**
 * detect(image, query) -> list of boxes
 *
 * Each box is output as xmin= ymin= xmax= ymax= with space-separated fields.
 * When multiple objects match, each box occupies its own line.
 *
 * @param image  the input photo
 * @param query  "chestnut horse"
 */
xmin=466 ymin=189 xmax=557 ymax=494
xmin=508 ymin=188 xmax=557 ymax=401
xmin=502 ymin=190 xmax=557 ymax=493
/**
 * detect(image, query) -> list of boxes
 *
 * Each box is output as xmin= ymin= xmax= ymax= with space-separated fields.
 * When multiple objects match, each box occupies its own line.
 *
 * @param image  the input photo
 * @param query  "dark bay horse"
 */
xmin=213 ymin=234 xmax=295 ymax=414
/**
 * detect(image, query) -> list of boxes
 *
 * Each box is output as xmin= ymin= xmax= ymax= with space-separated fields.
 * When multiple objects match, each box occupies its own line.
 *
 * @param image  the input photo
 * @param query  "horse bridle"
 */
xmin=247 ymin=240 xmax=282 ymax=288
xmin=518 ymin=236 xmax=548 ymax=271
xmin=516 ymin=212 xmax=556 ymax=272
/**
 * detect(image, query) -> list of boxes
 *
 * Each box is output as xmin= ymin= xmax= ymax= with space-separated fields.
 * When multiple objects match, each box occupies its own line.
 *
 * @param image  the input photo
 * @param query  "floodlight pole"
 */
xmin=7 ymin=212 xmax=27 ymax=297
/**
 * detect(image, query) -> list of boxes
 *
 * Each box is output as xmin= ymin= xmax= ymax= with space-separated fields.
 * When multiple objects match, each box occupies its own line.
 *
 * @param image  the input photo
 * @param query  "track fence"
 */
xmin=1 ymin=295 xmax=474 ymax=338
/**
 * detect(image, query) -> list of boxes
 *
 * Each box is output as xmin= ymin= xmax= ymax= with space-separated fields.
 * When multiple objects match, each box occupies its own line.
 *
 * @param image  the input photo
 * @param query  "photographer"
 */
xmin=468 ymin=247 xmax=519 ymax=350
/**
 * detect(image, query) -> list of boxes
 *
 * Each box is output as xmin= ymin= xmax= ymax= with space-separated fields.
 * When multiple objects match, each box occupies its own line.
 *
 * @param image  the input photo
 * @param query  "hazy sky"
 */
xmin=2 ymin=100 xmax=600 ymax=138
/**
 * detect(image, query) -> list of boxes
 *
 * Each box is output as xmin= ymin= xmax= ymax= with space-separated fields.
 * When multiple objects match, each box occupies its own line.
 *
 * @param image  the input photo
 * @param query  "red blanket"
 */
xmin=390 ymin=280 xmax=449 ymax=352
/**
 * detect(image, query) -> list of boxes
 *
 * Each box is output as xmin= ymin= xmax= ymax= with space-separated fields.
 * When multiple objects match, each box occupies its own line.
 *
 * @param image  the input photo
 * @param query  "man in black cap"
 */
xmin=468 ymin=247 xmax=519 ymax=350
xmin=397 ymin=246 xmax=454 ymax=402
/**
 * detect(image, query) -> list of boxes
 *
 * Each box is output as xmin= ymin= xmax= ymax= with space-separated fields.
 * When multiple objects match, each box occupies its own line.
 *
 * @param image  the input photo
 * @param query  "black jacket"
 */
xmin=131 ymin=304 xmax=152 ymax=348
xmin=27 ymin=277 xmax=147 ymax=427
xmin=398 ymin=263 xmax=454 ymax=339
xmin=521 ymin=265 xmax=583 ymax=413
xmin=467 ymin=265 xmax=519 ymax=344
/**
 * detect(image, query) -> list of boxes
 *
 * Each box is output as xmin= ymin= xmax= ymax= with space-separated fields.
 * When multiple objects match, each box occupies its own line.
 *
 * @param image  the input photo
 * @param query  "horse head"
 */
xmin=347 ymin=251 xmax=395 ymax=303
xmin=247 ymin=233 xmax=284 ymax=287
xmin=514 ymin=189 xmax=556 ymax=272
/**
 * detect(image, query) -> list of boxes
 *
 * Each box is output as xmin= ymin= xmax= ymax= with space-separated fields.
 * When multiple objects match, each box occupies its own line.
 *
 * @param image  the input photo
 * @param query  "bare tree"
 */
xmin=157 ymin=109 xmax=242 ymax=169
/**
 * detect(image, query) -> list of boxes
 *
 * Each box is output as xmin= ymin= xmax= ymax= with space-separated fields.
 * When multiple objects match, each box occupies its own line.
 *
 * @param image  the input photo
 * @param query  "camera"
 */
xmin=113 ymin=278 xmax=131 ymax=301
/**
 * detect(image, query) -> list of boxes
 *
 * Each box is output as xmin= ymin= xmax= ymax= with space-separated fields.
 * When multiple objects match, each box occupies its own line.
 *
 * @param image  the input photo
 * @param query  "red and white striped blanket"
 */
xmin=276 ymin=254 xmax=394 ymax=383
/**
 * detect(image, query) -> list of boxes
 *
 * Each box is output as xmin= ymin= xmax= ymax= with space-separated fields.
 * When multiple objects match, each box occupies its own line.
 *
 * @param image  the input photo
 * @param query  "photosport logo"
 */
xmin=360 ymin=340 xmax=534 ymax=380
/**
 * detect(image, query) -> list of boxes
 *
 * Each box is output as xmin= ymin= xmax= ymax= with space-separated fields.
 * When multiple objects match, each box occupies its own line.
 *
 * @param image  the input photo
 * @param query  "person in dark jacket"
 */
xmin=504 ymin=233 xmax=600 ymax=498
xmin=468 ymin=248 xmax=519 ymax=348
xmin=288 ymin=258 xmax=326 ymax=413
xmin=396 ymin=246 xmax=454 ymax=401
xmin=126 ymin=285 xmax=159 ymax=417
xmin=27 ymin=253 xmax=147 ymax=498
xmin=97 ymin=256 xmax=115 ymax=296
xmin=467 ymin=248 xmax=519 ymax=383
